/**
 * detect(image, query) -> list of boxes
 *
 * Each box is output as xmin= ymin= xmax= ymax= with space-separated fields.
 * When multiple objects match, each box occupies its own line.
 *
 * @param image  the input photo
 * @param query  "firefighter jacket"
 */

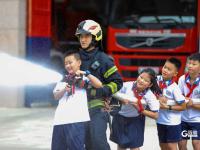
xmin=79 ymin=47 xmax=123 ymax=109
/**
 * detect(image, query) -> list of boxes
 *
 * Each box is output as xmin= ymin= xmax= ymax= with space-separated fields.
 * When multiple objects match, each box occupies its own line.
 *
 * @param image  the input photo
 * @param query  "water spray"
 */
xmin=0 ymin=53 xmax=63 ymax=87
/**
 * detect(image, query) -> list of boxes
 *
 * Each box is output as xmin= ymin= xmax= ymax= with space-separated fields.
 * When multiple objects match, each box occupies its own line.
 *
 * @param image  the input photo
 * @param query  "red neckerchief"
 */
xmin=159 ymin=77 xmax=176 ymax=91
xmin=71 ymin=84 xmax=75 ymax=94
xmin=159 ymin=81 xmax=167 ymax=91
xmin=132 ymin=83 xmax=145 ymax=113
xmin=79 ymin=80 xmax=85 ymax=88
xmin=185 ymin=73 xmax=199 ymax=97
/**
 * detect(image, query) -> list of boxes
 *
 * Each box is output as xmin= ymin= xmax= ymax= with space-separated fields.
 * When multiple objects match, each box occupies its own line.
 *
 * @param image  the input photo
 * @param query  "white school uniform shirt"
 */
xmin=178 ymin=74 xmax=200 ymax=122
xmin=118 ymin=81 xmax=160 ymax=117
xmin=53 ymin=76 xmax=90 ymax=125
xmin=157 ymin=75 xmax=185 ymax=125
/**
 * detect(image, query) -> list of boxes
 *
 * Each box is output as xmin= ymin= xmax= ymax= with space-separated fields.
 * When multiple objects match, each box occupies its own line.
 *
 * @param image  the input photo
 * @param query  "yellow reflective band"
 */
xmin=88 ymin=99 xmax=104 ymax=109
xmin=110 ymin=82 xmax=118 ymax=93
xmin=106 ymin=82 xmax=118 ymax=94
xmin=90 ymin=89 xmax=96 ymax=97
xmin=104 ymin=66 xmax=118 ymax=78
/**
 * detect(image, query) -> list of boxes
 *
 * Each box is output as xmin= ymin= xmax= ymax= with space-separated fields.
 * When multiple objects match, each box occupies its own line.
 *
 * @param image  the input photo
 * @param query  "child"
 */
xmin=178 ymin=53 xmax=200 ymax=150
xmin=51 ymin=50 xmax=102 ymax=150
xmin=157 ymin=57 xmax=186 ymax=150
xmin=110 ymin=68 xmax=160 ymax=150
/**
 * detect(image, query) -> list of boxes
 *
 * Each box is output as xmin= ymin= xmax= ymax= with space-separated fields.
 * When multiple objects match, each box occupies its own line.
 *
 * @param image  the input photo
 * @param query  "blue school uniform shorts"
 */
xmin=51 ymin=122 xmax=86 ymax=150
xmin=181 ymin=121 xmax=200 ymax=140
xmin=110 ymin=114 xmax=145 ymax=149
xmin=157 ymin=123 xmax=182 ymax=143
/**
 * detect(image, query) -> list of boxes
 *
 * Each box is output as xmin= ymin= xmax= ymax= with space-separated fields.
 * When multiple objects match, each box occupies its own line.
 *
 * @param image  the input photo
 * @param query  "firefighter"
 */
xmin=75 ymin=20 xmax=123 ymax=150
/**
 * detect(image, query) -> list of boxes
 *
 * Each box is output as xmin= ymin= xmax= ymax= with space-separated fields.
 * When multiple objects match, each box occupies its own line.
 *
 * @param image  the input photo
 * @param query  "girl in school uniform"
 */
xmin=110 ymin=68 xmax=161 ymax=150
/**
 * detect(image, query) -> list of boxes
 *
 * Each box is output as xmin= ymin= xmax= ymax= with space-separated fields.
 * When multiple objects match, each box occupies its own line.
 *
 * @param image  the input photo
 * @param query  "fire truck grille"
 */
xmin=121 ymin=70 xmax=139 ymax=79
xmin=119 ymin=58 xmax=166 ymax=66
xmin=116 ymin=36 xmax=185 ymax=49
xmin=119 ymin=58 xmax=166 ymax=79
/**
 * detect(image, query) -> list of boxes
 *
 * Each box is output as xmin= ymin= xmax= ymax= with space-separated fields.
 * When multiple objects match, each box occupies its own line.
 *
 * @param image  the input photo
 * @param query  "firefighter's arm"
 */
xmin=89 ymin=66 xmax=123 ymax=98
xmin=76 ymin=70 xmax=103 ymax=88
xmin=87 ymin=73 xmax=103 ymax=88
xmin=90 ymin=83 xmax=121 ymax=98
xmin=100 ymin=65 xmax=123 ymax=97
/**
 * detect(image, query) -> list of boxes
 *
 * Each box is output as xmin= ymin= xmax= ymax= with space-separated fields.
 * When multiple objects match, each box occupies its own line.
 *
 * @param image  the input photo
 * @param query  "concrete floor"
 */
xmin=0 ymin=107 xmax=193 ymax=150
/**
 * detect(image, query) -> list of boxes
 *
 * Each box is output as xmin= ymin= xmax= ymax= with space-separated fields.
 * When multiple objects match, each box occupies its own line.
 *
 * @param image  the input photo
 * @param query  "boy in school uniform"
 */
xmin=178 ymin=53 xmax=200 ymax=150
xmin=51 ymin=50 xmax=102 ymax=150
xmin=157 ymin=57 xmax=186 ymax=150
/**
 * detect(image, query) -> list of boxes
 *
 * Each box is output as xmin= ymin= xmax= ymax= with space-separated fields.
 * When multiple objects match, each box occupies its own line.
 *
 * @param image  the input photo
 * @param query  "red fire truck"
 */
xmin=107 ymin=0 xmax=200 ymax=81
xmin=26 ymin=0 xmax=199 ymax=106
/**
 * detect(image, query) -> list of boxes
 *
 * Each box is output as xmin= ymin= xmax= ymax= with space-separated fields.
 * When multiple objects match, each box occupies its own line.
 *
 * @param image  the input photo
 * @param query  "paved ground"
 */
xmin=0 ymin=107 xmax=193 ymax=150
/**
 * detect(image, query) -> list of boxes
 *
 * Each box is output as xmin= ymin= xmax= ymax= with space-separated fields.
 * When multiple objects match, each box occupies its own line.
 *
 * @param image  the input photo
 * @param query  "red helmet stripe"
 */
xmin=88 ymin=25 xmax=98 ymax=30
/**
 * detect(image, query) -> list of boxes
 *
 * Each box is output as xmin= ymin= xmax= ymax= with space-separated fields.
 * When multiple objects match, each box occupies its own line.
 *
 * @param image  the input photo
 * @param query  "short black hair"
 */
xmin=64 ymin=50 xmax=80 ymax=60
xmin=166 ymin=57 xmax=182 ymax=70
xmin=188 ymin=53 xmax=200 ymax=62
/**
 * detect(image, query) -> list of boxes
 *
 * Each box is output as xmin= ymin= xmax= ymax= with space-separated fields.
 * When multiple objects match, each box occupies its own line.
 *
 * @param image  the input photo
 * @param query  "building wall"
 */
xmin=0 ymin=0 xmax=26 ymax=107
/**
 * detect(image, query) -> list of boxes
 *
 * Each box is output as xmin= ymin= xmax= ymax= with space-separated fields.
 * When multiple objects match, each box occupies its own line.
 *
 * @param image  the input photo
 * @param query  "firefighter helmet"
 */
xmin=75 ymin=20 xmax=102 ymax=41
